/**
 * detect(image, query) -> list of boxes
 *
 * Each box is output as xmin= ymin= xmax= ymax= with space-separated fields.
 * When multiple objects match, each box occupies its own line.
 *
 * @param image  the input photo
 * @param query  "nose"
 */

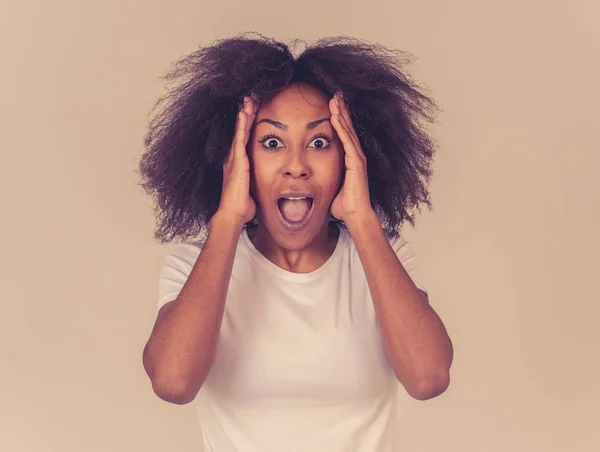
xmin=282 ymin=147 xmax=311 ymax=179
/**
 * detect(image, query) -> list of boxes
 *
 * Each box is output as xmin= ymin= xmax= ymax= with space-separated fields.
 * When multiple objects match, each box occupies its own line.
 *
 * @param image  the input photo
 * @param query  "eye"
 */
xmin=258 ymin=134 xmax=284 ymax=151
xmin=308 ymin=133 xmax=333 ymax=150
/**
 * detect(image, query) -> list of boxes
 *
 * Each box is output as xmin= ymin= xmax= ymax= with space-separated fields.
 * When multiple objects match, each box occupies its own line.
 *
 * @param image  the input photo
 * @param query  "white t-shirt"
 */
xmin=157 ymin=223 xmax=429 ymax=452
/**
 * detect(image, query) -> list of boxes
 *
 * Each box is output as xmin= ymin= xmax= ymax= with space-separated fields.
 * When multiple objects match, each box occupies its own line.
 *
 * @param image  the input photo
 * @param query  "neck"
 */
xmin=246 ymin=220 xmax=339 ymax=273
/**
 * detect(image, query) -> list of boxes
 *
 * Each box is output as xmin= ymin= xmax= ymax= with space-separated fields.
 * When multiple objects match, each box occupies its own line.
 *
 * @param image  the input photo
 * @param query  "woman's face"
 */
xmin=248 ymin=83 xmax=344 ymax=250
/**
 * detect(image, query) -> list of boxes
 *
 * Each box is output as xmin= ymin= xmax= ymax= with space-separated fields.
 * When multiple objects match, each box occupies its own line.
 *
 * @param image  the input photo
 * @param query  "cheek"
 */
xmin=248 ymin=153 xmax=273 ymax=198
xmin=321 ymin=151 xmax=345 ymax=197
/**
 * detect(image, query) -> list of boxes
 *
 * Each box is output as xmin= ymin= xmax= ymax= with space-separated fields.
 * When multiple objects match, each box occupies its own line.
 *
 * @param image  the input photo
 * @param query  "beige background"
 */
xmin=2 ymin=0 xmax=599 ymax=450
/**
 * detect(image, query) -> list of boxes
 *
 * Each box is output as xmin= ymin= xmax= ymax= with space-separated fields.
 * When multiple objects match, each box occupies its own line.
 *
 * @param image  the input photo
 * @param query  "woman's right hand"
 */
xmin=216 ymin=95 xmax=259 ymax=227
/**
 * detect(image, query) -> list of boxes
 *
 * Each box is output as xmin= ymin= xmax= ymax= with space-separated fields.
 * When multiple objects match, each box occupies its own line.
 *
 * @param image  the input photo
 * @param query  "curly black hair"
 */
xmin=137 ymin=32 xmax=439 ymax=243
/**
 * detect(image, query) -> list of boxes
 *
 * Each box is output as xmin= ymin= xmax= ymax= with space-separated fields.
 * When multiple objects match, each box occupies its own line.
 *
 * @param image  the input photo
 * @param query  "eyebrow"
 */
xmin=254 ymin=118 xmax=330 ymax=130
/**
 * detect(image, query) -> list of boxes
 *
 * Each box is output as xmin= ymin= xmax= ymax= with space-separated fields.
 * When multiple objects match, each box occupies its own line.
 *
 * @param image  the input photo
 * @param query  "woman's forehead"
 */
xmin=256 ymin=84 xmax=331 ymax=124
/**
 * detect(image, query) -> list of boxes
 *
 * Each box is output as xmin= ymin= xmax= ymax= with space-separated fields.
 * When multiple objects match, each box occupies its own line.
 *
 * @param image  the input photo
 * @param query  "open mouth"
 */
xmin=276 ymin=196 xmax=315 ymax=226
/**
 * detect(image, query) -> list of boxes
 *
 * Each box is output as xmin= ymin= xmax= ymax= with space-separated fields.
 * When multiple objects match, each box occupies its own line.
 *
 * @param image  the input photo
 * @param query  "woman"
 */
xmin=139 ymin=33 xmax=453 ymax=452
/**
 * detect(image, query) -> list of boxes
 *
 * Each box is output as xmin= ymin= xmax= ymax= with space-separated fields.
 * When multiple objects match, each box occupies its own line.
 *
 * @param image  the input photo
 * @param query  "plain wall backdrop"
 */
xmin=1 ymin=0 xmax=599 ymax=450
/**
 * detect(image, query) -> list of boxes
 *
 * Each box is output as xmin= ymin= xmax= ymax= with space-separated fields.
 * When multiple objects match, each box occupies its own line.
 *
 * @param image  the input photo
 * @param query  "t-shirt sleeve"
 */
xmin=157 ymin=241 xmax=204 ymax=311
xmin=388 ymin=234 xmax=430 ymax=297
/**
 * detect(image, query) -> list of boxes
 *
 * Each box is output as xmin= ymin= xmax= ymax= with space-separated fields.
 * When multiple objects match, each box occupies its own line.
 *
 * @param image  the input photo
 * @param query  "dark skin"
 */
xmin=143 ymin=83 xmax=452 ymax=404
xmin=246 ymin=83 xmax=344 ymax=273
xmin=245 ymin=84 xmax=453 ymax=399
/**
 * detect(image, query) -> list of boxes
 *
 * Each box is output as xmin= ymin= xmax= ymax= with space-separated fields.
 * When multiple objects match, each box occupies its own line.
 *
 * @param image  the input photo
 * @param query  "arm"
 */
xmin=327 ymin=92 xmax=452 ymax=400
xmin=346 ymin=211 xmax=454 ymax=401
xmin=143 ymin=95 xmax=258 ymax=405
xmin=142 ymin=212 xmax=243 ymax=404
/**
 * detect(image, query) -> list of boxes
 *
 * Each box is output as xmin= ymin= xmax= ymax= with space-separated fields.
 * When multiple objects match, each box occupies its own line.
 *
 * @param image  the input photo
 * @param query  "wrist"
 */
xmin=343 ymin=209 xmax=380 ymax=234
xmin=210 ymin=211 xmax=247 ymax=234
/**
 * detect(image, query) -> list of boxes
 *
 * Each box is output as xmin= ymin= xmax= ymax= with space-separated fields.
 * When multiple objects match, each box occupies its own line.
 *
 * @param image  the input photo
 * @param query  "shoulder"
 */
xmin=342 ymin=225 xmax=414 ymax=258
xmin=156 ymin=240 xmax=205 ymax=310
xmin=345 ymin=227 xmax=429 ymax=296
xmin=387 ymin=232 xmax=429 ymax=296
xmin=159 ymin=240 xmax=205 ymax=275
xmin=386 ymin=232 xmax=416 ymax=258
xmin=167 ymin=239 xmax=205 ymax=257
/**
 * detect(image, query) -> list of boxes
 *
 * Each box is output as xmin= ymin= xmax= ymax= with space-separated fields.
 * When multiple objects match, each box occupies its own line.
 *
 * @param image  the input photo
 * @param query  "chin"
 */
xmin=272 ymin=229 xmax=317 ymax=250
xmin=260 ymin=209 xmax=329 ymax=251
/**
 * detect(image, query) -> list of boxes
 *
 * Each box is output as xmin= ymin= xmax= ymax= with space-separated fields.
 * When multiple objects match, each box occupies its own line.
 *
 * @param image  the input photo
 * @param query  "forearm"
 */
xmin=346 ymin=211 xmax=453 ymax=400
xmin=144 ymin=212 xmax=243 ymax=403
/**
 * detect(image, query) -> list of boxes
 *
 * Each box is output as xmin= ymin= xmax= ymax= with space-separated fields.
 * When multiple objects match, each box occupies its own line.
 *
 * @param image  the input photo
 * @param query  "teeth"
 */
xmin=284 ymin=196 xmax=307 ymax=200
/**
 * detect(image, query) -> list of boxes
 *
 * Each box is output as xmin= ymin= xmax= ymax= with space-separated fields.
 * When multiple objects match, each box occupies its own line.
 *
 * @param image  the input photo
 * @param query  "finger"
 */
xmin=240 ymin=95 xmax=261 ymax=145
xmin=335 ymin=93 xmax=365 ymax=159
xmin=330 ymin=108 xmax=359 ymax=159
xmin=242 ymin=96 xmax=254 ymax=135
xmin=226 ymin=101 xmax=249 ymax=165
xmin=234 ymin=109 xmax=249 ymax=156
xmin=330 ymin=99 xmax=362 ymax=161
xmin=337 ymin=111 xmax=361 ymax=155
xmin=330 ymin=96 xmax=359 ymax=150
xmin=333 ymin=94 xmax=358 ymax=140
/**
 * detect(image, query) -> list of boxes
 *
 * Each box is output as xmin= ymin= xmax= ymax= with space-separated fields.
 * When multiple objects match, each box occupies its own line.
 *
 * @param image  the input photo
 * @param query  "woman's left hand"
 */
xmin=329 ymin=92 xmax=375 ymax=224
